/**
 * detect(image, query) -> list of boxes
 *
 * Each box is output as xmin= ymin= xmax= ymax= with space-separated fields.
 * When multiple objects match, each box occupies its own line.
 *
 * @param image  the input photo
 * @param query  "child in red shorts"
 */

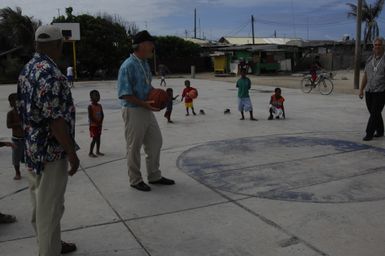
xmin=88 ymin=90 xmax=104 ymax=157
xmin=181 ymin=80 xmax=197 ymax=116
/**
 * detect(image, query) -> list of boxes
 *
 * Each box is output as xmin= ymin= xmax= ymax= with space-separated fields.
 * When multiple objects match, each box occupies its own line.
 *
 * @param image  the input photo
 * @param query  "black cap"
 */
xmin=132 ymin=30 xmax=155 ymax=45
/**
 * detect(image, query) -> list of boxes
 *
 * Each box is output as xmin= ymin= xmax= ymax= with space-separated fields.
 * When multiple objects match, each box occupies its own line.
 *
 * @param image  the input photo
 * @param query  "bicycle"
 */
xmin=301 ymin=72 xmax=334 ymax=95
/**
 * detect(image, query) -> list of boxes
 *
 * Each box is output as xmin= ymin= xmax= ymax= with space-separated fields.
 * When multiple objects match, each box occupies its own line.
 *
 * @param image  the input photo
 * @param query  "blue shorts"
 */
xmin=238 ymin=97 xmax=253 ymax=112
xmin=67 ymin=75 xmax=73 ymax=82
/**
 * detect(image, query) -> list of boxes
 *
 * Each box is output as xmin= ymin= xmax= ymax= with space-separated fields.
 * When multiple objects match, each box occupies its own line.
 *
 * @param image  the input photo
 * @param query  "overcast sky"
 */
xmin=2 ymin=0 xmax=385 ymax=40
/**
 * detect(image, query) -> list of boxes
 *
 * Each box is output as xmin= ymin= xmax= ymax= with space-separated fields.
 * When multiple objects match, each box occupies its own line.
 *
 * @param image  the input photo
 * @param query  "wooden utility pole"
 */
xmin=194 ymin=8 xmax=197 ymax=39
xmin=251 ymin=15 xmax=255 ymax=45
xmin=354 ymin=0 xmax=363 ymax=90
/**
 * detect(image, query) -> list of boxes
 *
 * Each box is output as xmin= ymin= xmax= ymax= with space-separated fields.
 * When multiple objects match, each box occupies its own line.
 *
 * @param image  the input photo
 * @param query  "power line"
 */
xmin=224 ymin=19 xmax=251 ymax=37
xmin=291 ymin=0 xmax=296 ymax=37
xmin=252 ymin=16 xmax=352 ymax=27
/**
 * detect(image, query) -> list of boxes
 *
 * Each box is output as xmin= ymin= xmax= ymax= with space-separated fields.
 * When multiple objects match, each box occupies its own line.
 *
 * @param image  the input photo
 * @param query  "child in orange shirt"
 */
xmin=88 ymin=90 xmax=104 ymax=157
xmin=268 ymin=88 xmax=285 ymax=120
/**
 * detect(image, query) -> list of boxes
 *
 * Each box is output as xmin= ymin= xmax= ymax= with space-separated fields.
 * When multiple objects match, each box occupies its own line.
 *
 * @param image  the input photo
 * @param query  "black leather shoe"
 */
xmin=374 ymin=133 xmax=384 ymax=138
xmin=61 ymin=241 xmax=77 ymax=254
xmin=131 ymin=182 xmax=151 ymax=191
xmin=149 ymin=177 xmax=175 ymax=185
xmin=363 ymin=135 xmax=373 ymax=141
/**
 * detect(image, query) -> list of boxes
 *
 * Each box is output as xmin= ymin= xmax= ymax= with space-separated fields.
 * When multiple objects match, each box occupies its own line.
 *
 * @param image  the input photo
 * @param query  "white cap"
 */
xmin=35 ymin=25 xmax=63 ymax=42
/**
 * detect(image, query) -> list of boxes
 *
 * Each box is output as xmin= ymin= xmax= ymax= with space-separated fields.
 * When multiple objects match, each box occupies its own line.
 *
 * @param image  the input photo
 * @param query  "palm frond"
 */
xmin=372 ymin=0 xmax=385 ymax=17
xmin=0 ymin=7 xmax=40 ymax=51
xmin=346 ymin=2 xmax=358 ymax=17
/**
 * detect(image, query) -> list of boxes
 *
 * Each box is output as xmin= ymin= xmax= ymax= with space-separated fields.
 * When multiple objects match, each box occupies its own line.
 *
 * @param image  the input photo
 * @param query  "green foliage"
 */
xmin=0 ymin=7 xmax=41 ymax=82
xmin=0 ymin=56 xmax=25 ymax=83
xmin=52 ymin=11 xmax=201 ymax=77
xmin=0 ymin=7 xmax=40 ymax=54
xmin=0 ymin=6 xmax=203 ymax=82
xmin=347 ymin=0 xmax=385 ymax=47
xmin=53 ymin=9 xmax=132 ymax=78
xmin=155 ymin=36 xmax=201 ymax=60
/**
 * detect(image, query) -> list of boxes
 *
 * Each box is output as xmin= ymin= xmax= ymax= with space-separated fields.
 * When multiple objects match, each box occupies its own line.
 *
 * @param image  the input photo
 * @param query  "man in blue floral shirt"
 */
xmin=17 ymin=25 xmax=79 ymax=256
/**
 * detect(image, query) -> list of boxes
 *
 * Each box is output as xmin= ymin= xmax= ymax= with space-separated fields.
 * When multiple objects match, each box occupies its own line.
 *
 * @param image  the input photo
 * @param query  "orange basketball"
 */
xmin=188 ymin=89 xmax=198 ymax=99
xmin=147 ymin=88 xmax=169 ymax=110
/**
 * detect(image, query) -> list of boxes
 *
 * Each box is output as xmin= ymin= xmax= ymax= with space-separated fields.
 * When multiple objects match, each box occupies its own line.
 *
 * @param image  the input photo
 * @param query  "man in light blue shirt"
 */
xmin=117 ymin=53 xmax=153 ymax=108
xmin=117 ymin=30 xmax=175 ymax=191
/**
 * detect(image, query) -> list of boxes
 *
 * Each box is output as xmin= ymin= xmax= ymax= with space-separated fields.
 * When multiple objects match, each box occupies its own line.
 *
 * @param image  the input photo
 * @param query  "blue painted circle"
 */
xmin=177 ymin=135 xmax=385 ymax=203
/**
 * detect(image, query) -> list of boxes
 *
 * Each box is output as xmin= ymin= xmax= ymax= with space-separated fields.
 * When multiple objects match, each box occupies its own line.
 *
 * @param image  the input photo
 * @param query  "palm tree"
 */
xmin=347 ymin=0 xmax=385 ymax=48
xmin=0 ymin=7 xmax=41 ymax=55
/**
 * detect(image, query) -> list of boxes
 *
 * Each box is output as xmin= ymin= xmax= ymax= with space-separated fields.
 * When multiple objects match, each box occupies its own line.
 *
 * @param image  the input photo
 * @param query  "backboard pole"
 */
xmin=354 ymin=0 xmax=362 ymax=90
xmin=72 ymin=41 xmax=78 ymax=80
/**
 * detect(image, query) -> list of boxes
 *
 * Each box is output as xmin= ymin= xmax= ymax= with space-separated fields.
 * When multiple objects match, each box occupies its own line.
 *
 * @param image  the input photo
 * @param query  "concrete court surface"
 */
xmin=0 ymin=78 xmax=384 ymax=256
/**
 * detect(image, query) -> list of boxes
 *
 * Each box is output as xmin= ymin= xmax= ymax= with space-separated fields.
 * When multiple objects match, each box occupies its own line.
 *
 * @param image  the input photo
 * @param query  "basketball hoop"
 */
xmin=52 ymin=23 xmax=80 ymax=79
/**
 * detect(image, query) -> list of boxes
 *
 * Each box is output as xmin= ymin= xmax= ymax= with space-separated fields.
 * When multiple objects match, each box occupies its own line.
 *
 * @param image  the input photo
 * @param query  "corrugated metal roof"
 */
xmin=183 ymin=37 xmax=211 ymax=45
xmin=299 ymin=40 xmax=356 ymax=47
xmin=218 ymin=44 xmax=291 ymax=52
xmin=219 ymin=37 xmax=302 ymax=46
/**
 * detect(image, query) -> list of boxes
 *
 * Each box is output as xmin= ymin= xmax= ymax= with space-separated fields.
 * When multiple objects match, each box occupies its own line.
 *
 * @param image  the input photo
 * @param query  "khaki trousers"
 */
xmin=28 ymin=158 xmax=68 ymax=256
xmin=122 ymin=107 xmax=162 ymax=185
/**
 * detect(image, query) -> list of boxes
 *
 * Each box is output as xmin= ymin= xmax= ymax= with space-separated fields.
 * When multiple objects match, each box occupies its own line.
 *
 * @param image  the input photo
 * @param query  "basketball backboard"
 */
xmin=53 ymin=23 xmax=80 ymax=41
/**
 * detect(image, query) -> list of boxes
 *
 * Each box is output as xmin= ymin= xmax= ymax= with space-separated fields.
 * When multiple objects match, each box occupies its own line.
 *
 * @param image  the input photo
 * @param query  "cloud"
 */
xmin=0 ymin=0 xmax=373 ymax=40
xmin=198 ymin=0 xmax=347 ymax=8
xmin=2 ymin=0 xmax=179 ymax=22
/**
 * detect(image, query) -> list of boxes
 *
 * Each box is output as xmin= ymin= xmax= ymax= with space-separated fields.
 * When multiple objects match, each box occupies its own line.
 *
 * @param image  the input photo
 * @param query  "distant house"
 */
xmin=179 ymin=35 xmax=359 ymax=75
xmin=210 ymin=36 xmax=359 ymax=74
xmin=212 ymin=37 xmax=303 ymax=75
xmin=293 ymin=40 xmax=357 ymax=70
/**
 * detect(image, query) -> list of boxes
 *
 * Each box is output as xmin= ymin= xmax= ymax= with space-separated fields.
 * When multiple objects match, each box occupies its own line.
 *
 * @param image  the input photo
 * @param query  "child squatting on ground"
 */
xmin=181 ymin=80 xmax=197 ymax=116
xmin=268 ymin=88 xmax=286 ymax=120
xmin=6 ymin=93 xmax=25 ymax=180
xmin=88 ymin=90 xmax=104 ymax=157
xmin=236 ymin=68 xmax=257 ymax=121
xmin=164 ymin=88 xmax=179 ymax=123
